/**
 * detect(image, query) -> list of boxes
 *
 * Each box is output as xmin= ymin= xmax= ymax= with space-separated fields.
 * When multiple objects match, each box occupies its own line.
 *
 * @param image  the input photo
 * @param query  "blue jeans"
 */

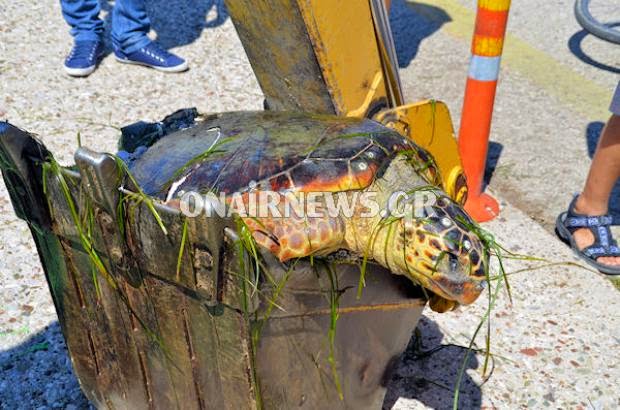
xmin=60 ymin=0 xmax=151 ymax=53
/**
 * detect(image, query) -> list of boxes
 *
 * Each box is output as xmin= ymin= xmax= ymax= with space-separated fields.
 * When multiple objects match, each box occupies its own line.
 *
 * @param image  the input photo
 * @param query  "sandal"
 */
xmin=556 ymin=195 xmax=620 ymax=275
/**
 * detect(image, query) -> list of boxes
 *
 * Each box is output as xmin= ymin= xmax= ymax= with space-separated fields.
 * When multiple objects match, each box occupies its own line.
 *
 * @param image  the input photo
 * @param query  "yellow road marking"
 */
xmin=410 ymin=0 xmax=612 ymax=120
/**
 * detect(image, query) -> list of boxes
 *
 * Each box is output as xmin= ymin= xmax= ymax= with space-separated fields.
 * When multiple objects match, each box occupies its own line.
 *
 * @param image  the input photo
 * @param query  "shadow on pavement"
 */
xmin=97 ymin=0 xmax=450 ymax=66
xmin=389 ymin=0 xmax=452 ymax=68
xmin=99 ymin=0 xmax=228 ymax=52
xmin=383 ymin=315 xmax=482 ymax=409
xmin=484 ymin=141 xmax=504 ymax=190
xmin=147 ymin=0 xmax=228 ymax=49
xmin=585 ymin=121 xmax=620 ymax=220
xmin=0 ymin=322 xmax=90 ymax=409
xmin=1 ymin=318 xmax=483 ymax=409
xmin=567 ymin=28 xmax=620 ymax=74
xmin=586 ymin=121 xmax=605 ymax=158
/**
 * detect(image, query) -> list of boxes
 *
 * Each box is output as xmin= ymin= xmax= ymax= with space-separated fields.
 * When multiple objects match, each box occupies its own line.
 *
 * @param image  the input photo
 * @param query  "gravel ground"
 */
xmin=1 ymin=0 xmax=620 ymax=409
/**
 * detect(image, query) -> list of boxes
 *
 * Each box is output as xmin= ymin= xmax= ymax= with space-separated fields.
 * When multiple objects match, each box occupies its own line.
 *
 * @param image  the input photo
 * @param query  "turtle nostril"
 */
xmin=448 ymin=253 xmax=459 ymax=272
xmin=474 ymin=266 xmax=487 ymax=278
xmin=470 ymin=249 xmax=480 ymax=266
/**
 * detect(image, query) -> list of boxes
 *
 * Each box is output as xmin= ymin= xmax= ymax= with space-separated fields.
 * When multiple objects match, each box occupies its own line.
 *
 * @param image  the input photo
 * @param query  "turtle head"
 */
xmin=389 ymin=194 xmax=488 ymax=306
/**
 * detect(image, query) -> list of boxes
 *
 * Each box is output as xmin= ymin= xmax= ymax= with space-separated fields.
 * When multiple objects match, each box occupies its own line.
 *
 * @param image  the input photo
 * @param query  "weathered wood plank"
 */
xmin=61 ymin=246 xmax=130 ymax=409
xmin=122 ymin=279 xmax=178 ymax=409
xmin=142 ymin=276 xmax=201 ymax=408
xmin=183 ymin=300 xmax=226 ymax=409
xmin=32 ymin=232 xmax=106 ymax=408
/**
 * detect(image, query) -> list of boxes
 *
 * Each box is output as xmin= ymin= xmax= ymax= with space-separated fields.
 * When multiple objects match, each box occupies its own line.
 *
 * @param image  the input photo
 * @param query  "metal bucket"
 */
xmin=0 ymin=119 xmax=425 ymax=409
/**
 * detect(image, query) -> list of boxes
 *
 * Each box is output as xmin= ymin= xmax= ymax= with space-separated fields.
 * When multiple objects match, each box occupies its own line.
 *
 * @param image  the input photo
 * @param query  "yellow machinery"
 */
xmin=226 ymin=0 xmax=467 ymax=204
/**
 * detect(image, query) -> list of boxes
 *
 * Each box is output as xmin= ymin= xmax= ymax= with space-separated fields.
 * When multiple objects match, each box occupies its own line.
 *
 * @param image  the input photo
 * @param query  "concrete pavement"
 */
xmin=393 ymin=0 xmax=620 ymax=228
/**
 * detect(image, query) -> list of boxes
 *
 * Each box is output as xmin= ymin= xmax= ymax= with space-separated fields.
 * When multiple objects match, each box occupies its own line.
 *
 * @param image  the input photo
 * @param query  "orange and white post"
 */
xmin=458 ymin=0 xmax=511 ymax=222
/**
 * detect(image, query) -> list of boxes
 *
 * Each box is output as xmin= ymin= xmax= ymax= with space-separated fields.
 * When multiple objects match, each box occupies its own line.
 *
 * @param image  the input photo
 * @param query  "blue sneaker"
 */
xmin=114 ymin=42 xmax=188 ymax=73
xmin=64 ymin=40 xmax=103 ymax=77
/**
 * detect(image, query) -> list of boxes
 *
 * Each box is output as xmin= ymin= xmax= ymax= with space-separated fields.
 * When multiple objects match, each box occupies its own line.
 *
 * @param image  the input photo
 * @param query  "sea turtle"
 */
xmin=128 ymin=111 xmax=487 ymax=311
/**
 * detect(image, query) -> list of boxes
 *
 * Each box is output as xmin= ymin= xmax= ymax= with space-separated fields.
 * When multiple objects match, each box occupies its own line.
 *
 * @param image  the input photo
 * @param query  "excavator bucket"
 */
xmin=0 ymin=118 xmax=425 ymax=409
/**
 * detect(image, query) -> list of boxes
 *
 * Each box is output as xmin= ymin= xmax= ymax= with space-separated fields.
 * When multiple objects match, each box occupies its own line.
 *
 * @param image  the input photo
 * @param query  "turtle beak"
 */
xmin=431 ymin=252 xmax=486 ymax=305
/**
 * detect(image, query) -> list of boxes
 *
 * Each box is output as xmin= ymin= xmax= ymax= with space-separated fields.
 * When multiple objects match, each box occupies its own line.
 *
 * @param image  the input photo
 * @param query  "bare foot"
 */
xmin=572 ymin=196 xmax=620 ymax=266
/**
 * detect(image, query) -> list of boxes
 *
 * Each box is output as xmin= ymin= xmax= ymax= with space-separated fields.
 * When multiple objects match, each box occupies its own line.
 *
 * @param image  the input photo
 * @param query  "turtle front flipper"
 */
xmin=242 ymin=192 xmax=346 ymax=262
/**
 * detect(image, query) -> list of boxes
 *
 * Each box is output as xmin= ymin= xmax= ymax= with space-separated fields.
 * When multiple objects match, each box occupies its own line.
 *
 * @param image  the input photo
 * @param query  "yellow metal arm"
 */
xmin=374 ymin=101 xmax=467 ymax=204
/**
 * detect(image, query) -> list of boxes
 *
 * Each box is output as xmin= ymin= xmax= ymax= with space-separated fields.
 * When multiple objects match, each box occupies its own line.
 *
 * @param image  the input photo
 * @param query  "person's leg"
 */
xmin=572 ymin=113 xmax=620 ymax=265
xmin=111 ymin=0 xmax=151 ymax=54
xmin=111 ymin=0 xmax=187 ymax=72
xmin=577 ymin=115 xmax=620 ymax=214
xmin=60 ymin=0 xmax=105 ymax=76
xmin=60 ymin=0 xmax=104 ymax=42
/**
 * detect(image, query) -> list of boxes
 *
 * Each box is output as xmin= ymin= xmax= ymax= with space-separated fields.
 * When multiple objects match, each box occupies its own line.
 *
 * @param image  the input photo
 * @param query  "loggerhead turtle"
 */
xmin=128 ymin=111 xmax=488 ymax=311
